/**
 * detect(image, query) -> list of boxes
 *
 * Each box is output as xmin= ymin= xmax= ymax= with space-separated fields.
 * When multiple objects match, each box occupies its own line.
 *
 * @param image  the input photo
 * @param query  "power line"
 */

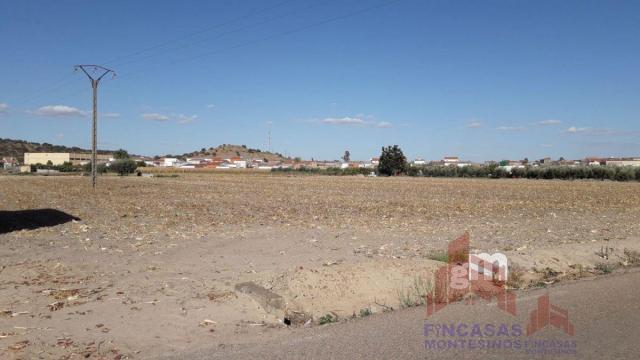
xmin=9 ymin=0 xmax=295 ymax=108
xmin=9 ymin=72 xmax=78 ymax=107
xmin=108 ymin=1 xmax=324 ymax=70
xmin=104 ymin=0 xmax=297 ymax=68
xmin=117 ymin=0 xmax=402 ymax=80
xmin=184 ymin=0 xmax=402 ymax=64
xmin=9 ymin=0 xmax=402 ymax=110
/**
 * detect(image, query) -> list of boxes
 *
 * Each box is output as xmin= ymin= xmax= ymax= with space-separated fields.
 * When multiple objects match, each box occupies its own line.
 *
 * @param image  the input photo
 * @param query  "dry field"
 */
xmin=1 ymin=174 xmax=639 ymax=358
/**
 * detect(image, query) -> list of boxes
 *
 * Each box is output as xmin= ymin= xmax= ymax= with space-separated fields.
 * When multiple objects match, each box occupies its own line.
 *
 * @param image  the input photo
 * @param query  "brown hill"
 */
xmin=0 ymin=138 xmax=113 ymax=162
xmin=1 ymin=139 xmax=293 ymax=164
xmin=175 ymin=144 xmax=291 ymax=161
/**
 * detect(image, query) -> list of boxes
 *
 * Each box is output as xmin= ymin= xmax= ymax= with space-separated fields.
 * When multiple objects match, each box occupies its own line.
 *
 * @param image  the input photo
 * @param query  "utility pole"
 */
xmin=267 ymin=122 xmax=272 ymax=153
xmin=74 ymin=65 xmax=116 ymax=189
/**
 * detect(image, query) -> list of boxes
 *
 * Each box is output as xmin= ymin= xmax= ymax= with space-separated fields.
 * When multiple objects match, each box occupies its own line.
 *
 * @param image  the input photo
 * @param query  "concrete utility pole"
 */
xmin=74 ymin=65 xmax=115 ymax=189
xmin=267 ymin=122 xmax=272 ymax=152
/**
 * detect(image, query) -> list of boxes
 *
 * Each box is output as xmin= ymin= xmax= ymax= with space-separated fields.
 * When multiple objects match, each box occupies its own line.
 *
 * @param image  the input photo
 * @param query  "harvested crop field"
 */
xmin=1 ymin=174 xmax=639 ymax=358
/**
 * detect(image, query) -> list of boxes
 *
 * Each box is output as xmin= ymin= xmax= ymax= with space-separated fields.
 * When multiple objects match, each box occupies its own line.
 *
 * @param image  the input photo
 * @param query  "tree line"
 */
xmin=28 ymin=149 xmax=144 ymax=176
xmin=276 ymin=145 xmax=640 ymax=182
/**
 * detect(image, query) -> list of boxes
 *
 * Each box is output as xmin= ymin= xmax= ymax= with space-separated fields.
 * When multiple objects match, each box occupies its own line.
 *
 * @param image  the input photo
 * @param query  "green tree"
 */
xmin=378 ymin=145 xmax=407 ymax=176
xmin=342 ymin=150 xmax=351 ymax=163
xmin=83 ymin=162 xmax=107 ymax=174
xmin=109 ymin=159 xmax=137 ymax=176
xmin=113 ymin=149 xmax=130 ymax=159
xmin=55 ymin=161 xmax=75 ymax=172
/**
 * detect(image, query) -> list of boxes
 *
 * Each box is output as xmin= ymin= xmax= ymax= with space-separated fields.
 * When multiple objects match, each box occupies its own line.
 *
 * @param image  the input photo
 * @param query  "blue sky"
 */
xmin=1 ymin=0 xmax=638 ymax=161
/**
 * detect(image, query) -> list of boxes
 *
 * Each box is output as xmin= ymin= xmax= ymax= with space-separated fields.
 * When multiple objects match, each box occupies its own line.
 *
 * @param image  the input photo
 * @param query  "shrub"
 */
xmin=614 ymin=167 xmax=635 ymax=181
xmin=109 ymin=159 xmax=138 ymax=176
xmin=406 ymin=166 xmax=421 ymax=176
xmin=341 ymin=167 xmax=371 ymax=176
xmin=525 ymin=167 xmax=540 ymax=179
xmin=318 ymin=314 xmax=336 ymax=325
xmin=53 ymin=161 xmax=77 ymax=172
xmin=592 ymin=166 xmax=616 ymax=180
xmin=510 ymin=167 xmax=526 ymax=178
xmin=113 ymin=149 xmax=130 ymax=159
xmin=426 ymin=251 xmax=448 ymax=262
xmin=83 ymin=162 xmax=108 ymax=174
xmin=493 ymin=167 xmax=510 ymax=178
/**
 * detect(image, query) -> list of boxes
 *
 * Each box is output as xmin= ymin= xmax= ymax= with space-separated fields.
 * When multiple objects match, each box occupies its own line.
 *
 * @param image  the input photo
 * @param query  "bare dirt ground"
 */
xmin=1 ymin=174 xmax=639 ymax=358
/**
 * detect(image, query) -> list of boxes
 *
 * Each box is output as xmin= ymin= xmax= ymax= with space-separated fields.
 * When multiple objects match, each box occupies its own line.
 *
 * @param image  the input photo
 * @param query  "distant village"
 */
xmin=2 ymin=151 xmax=640 ymax=173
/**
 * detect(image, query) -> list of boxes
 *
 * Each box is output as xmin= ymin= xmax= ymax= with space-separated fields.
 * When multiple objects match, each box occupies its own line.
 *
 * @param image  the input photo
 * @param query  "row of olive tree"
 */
xmin=271 ymin=167 xmax=372 ymax=176
xmin=277 ymin=145 xmax=640 ymax=181
xmin=509 ymin=165 xmax=639 ymax=181
xmin=407 ymin=164 xmax=640 ymax=181
xmin=375 ymin=146 xmax=640 ymax=182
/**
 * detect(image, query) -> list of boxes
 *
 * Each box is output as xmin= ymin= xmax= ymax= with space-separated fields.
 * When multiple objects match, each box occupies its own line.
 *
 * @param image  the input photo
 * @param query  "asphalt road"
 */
xmin=169 ymin=270 xmax=640 ymax=359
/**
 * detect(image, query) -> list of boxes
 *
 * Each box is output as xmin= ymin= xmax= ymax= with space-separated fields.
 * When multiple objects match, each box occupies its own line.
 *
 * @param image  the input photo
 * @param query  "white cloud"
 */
xmin=142 ymin=113 xmax=170 ymax=121
xmin=142 ymin=112 xmax=198 ymax=124
xmin=316 ymin=115 xmax=392 ymax=128
xmin=318 ymin=114 xmax=393 ymax=129
xmin=175 ymin=114 xmax=197 ymax=124
xmin=206 ymin=104 xmax=216 ymax=109
xmin=496 ymin=126 xmax=526 ymax=131
xmin=566 ymin=126 xmax=585 ymax=133
xmin=540 ymin=143 xmax=554 ymax=148
xmin=564 ymin=126 xmax=640 ymax=137
xmin=0 ymin=103 xmax=8 ymax=114
xmin=565 ymin=126 xmax=599 ymax=134
xmin=32 ymin=105 xmax=87 ymax=117
xmin=465 ymin=121 xmax=483 ymax=128
xmin=565 ymin=126 xmax=620 ymax=136
xmin=535 ymin=119 xmax=562 ymax=126
xmin=320 ymin=117 xmax=366 ymax=125
xmin=103 ymin=112 xmax=120 ymax=118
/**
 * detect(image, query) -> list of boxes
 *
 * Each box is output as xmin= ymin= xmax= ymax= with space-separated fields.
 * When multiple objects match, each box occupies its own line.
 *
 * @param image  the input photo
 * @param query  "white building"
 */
xmin=163 ymin=158 xmax=179 ymax=167
xmin=606 ymin=158 xmax=640 ymax=167
xmin=233 ymin=160 xmax=248 ymax=168
xmin=186 ymin=157 xmax=211 ymax=165
xmin=443 ymin=156 xmax=459 ymax=166
xmin=412 ymin=158 xmax=426 ymax=166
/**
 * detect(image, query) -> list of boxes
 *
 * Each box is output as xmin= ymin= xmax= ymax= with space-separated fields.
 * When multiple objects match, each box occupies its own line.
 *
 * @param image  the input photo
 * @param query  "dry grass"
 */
xmin=1 ymin=173 xmax=639 ymax=358
xmin=2 ymin=174 xmax=639 ymax=244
